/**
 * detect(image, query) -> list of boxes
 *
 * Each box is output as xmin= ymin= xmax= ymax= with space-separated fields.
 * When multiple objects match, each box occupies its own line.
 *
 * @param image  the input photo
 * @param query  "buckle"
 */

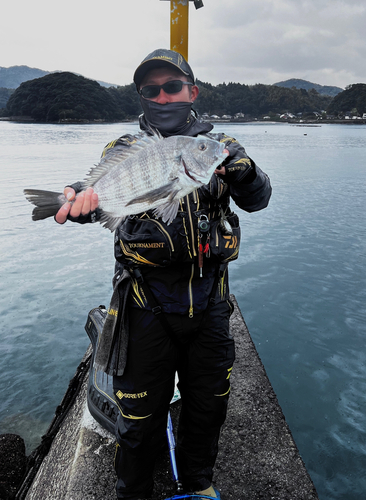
xmin=152 ymin=306 xmax=162 ymax=315
xmin=132 ymin=268 xmax=144 ymax=284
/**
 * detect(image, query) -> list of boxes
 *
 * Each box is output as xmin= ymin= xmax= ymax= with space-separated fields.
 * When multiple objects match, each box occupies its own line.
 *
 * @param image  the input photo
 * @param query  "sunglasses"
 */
xmin=139 ymin=80 xmax=193 ymax=99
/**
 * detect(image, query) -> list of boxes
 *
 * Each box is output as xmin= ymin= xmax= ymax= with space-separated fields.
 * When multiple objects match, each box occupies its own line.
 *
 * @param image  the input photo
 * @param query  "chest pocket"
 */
xmin=209 ymin=212 xmax=241 ymax=263
xmin=115 ymin=215 xmax=194 ymax=267
xmin=115 ymin=209 xmax=241 ymax=268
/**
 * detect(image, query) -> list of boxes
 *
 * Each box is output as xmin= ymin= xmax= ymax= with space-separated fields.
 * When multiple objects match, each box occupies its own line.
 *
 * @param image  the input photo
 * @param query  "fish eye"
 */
xmin=198 ymin=143 xmax=207 ymax=151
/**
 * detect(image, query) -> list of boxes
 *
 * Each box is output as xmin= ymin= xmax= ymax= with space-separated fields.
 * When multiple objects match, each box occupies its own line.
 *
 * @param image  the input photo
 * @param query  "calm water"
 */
xmin=0 ymin=121 xmax=365 ymax=500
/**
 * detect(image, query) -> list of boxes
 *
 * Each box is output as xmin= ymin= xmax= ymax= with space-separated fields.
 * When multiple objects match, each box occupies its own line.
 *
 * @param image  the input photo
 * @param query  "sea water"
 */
xmin=0 ymin=121 xmax=365 ymax=500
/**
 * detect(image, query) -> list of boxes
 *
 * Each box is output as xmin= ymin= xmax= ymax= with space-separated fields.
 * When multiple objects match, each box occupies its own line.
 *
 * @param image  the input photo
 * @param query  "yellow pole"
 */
xmin=170 ymin=0 xmax=189 ymax=61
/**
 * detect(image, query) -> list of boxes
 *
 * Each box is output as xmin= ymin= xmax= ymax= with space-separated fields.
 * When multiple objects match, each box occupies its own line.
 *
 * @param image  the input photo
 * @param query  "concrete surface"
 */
xmin=25 ymin=296 xmax=319 ymax=500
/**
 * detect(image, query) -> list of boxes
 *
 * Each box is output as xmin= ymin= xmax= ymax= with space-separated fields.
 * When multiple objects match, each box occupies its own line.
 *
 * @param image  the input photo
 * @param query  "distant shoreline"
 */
xmin=1 ymin=116 xmax=365 ymax=125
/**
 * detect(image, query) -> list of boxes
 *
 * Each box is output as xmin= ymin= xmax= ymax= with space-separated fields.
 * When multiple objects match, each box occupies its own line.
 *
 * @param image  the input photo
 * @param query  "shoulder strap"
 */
xmin=131 ymin=267 xmax=180 ymax=344
xmin=209 ymin=263 xmax=228 ymax=306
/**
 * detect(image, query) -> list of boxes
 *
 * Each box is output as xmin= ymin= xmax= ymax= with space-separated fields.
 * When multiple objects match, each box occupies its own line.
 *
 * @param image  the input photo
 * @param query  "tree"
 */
xmin=5 ymin=72 xmax=125 ymax=122
xmin=327 ymin=84 xmax=366 ymax=115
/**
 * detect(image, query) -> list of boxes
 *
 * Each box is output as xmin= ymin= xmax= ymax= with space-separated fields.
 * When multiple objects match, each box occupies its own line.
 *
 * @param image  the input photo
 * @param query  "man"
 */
xmin=56 ymin=49 xmax=271 ymax=500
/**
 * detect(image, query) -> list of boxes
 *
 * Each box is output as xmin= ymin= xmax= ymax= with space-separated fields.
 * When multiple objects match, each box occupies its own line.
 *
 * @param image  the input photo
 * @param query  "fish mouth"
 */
xmin=183 ymin=158 xmax=198 ymax=182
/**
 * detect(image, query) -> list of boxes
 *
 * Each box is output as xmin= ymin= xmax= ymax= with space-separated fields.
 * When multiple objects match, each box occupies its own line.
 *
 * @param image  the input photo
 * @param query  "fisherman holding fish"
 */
xmin=27 ymin=49 xmax=271 ymax=500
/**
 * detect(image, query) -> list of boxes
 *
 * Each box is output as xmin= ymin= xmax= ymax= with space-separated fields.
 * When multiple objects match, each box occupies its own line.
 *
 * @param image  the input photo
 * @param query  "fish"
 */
xmin=24 ymin=131 xmax=228 ymax=231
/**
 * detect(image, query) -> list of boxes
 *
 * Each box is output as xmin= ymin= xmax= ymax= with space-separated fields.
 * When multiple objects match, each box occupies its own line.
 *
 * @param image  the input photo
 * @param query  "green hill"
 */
xmin=5 ymin=72 xmax=126 ymax=122
xmin=273 ymin=78 xmax=343 ymax=97
xmin=327 ymin=83 xmax=366 ymax=115
xmin=194 ymin=80 xmax=332 ymax=116
xmin=3 ymin=71 xmax=334 ymax=122
xmin=3 ymin=71 xmax=364 ymax=122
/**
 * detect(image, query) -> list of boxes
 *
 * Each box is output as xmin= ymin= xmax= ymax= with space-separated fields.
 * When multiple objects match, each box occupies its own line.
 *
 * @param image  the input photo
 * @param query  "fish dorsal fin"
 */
xmin=84 ymin=131 xmax=163 ymax=187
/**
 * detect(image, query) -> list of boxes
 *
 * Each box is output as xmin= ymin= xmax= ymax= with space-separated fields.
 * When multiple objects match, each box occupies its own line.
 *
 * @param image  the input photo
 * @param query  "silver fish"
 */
xmin=24 ymin=132 xmax=228 ymax=231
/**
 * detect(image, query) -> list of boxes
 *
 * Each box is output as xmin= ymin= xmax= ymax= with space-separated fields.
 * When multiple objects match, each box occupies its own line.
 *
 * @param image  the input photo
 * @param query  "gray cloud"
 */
xmin=189 ymin=0 xmax=366 ymax=87
xmin=1 ymin=0 xmax=365 ymax=88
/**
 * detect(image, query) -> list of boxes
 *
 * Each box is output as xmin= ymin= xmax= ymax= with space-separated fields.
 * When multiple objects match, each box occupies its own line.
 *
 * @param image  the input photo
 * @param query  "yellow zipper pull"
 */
xmin=188 ymin=263 xmax=194 ymax=317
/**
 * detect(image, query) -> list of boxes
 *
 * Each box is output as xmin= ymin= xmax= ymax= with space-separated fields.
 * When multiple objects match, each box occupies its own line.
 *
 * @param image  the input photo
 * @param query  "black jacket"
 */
xmin=105 ymin=126 xmax=272 ymax=317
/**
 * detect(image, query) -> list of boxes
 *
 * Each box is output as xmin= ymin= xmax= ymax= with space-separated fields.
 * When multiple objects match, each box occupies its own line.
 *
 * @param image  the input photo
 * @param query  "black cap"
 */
xmin=133 ymin=48 xmax=195 ymax=89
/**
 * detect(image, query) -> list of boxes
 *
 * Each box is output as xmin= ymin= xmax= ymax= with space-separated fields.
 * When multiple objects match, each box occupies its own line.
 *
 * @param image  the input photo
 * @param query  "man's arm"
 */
xmin=216 ymin=135 xmax=272 ymax=212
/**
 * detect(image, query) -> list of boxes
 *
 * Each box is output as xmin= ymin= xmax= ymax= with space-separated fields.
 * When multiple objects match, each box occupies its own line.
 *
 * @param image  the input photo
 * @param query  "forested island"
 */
xmin=1 ymin=71 xmax=365 ymax=123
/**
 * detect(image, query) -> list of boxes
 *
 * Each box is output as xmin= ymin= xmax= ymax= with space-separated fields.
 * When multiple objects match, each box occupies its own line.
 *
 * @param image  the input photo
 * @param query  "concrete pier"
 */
xmin=25 ymin=296 xmax=319 ymax=500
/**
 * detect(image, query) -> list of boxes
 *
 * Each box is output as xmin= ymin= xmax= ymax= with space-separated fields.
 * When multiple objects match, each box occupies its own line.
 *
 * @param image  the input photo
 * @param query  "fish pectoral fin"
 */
xmin=153 ymin=199 xmax=180 ymax=225
xmin=125 ymin=179 xmax=179 ymax=206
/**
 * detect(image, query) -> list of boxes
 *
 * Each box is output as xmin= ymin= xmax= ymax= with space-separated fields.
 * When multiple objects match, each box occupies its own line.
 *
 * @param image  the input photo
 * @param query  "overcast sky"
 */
xmin=2 ymin=0 xmax=366 ymax=89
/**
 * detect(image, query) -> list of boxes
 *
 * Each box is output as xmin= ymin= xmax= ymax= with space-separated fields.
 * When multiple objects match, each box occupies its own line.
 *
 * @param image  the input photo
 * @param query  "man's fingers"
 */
xmin=81 ymin=187 xmax=98 ymax=215
xmin=55 ymin=188 xmax=98 ymax=224
xmin=70 ymin=192 xmax=85 ymax=217
xmin=55 ymin=202 xmax=71 ymax=224
xmin=64 ymin=187 xmax=76 ymax=201
xmin=81 ymin=188 xmax=93 ymax=215
xmin=91 ymin=192 xmax=99 ymax=211
xmin=215 ymin=166 xmax=226 ymax=175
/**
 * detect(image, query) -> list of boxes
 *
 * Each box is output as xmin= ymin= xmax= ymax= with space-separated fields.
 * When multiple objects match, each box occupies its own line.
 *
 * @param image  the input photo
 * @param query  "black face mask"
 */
xmin=139 ymin=98 xmax=195 ymax=137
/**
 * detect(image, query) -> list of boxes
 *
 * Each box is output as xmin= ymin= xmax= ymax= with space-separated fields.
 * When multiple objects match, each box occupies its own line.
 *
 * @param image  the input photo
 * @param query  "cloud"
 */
xmin=1 ymin=0 xmax=366 ymax=88
xmin=189 ymin=0 xmax=366 ymax=86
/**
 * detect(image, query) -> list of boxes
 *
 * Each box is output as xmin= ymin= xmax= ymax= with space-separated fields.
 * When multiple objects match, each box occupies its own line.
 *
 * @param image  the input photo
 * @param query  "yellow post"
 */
xmin=161 ymin=0 xmax=203 ymax=60
xmin=170 ymin=0 xmax=189 ymax=61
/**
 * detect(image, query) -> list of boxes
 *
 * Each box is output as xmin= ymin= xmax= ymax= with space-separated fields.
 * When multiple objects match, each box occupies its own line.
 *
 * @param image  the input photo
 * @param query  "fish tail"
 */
xmin=23 ymin=189 xmax=66 ymax=221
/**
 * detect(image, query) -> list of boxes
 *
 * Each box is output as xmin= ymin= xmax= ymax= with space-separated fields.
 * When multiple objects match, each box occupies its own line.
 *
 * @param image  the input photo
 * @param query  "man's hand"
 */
xmin=214 ymin=148 xmax=229 ymax=175
xmin=214 ymin=165 xmax=226 ymax=175
xmin=219 ymin=142 xmax=255 ymax=184
xmin=55 ymin=187 xmax=99 ymax=224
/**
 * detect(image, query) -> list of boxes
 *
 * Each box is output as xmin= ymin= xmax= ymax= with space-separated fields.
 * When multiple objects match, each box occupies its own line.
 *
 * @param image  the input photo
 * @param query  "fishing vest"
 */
xmin=114 ymin=176 xmax=241 ymax=269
